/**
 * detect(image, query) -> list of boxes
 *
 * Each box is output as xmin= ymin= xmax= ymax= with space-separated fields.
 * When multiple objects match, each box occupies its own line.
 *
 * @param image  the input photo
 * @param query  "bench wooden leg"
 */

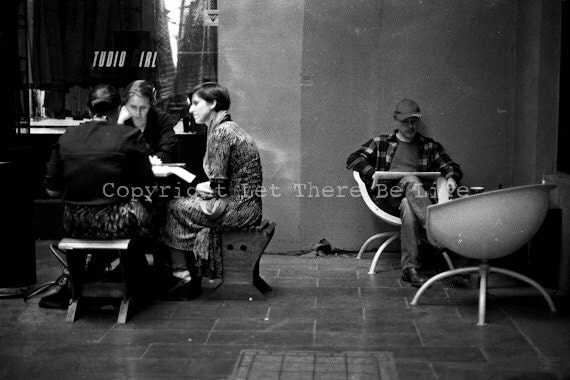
xmin=66 ymin=299 xmax=79 ymax=323
xmin=65 ymin=251 xmax=86 ymax=304
xmin=117 ymin=297 xmax=132 ymax=324
xmin=209 ymin=255 xmax=269 ymax=300
xmin=253 ymin=260 xmax=272 ymax=292
xmin=209 ymin=224 xmax=275 ymax=300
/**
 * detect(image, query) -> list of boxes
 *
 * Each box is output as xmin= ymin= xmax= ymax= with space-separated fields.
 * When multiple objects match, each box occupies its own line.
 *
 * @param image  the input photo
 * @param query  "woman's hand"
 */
xmin=196 ymin=181 xmax=215 ymax=199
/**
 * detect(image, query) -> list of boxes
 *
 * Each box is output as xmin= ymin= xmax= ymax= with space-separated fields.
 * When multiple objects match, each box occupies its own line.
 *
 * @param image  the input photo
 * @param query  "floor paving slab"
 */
xmin=0 ymin=241 xmax=567 ymax=379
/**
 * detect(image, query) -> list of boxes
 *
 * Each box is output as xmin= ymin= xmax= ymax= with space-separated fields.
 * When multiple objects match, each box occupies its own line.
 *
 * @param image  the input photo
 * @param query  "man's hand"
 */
xmin=446 ymin=178 xmax=457 ymax=194
xmin=370 ymin=171 xmax=392 ymax=190
xmin=370 ymin=172 xmax=380 ymax=190
xmin=149 ymin=155 xmax=162 ymax=166
xmin=46 ymin=188 xmax=62 ymax=198
xmin=117 ymin=105 xmax=131 ymax=124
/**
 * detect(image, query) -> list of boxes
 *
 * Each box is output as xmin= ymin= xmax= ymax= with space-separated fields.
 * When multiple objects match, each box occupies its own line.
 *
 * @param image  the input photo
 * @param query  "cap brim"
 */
xmin=394 ymin=112 xmax=422 ymax=121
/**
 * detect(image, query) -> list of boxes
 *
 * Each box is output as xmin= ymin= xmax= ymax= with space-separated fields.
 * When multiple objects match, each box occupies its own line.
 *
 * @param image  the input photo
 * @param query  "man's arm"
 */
xmin=346 ymin=138 xmax=378 ymax=184
xmin=430 ymin=142 xmax=463 ymax=191
xmin=154 ymin=109 xmax=178 ymax=163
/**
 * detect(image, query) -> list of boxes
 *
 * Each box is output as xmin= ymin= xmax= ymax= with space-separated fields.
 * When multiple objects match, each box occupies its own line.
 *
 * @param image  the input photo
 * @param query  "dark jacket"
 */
xmin=45 ymin=120 xmax=154 ymax=205
xmin=124 ymin=107 xmax=177 ymax=163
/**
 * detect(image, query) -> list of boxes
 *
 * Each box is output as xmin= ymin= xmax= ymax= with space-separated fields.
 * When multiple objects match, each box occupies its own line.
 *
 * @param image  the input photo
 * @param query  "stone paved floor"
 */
xmin=0 ymin=241 xmax=569 ymax=379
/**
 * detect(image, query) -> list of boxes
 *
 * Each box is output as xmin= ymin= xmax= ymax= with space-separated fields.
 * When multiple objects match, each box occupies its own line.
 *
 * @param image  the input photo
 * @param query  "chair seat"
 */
xmin=411 ymin=183 xmax=557 ymax=326
xmin=58 ymin=238 xmax=131 ymax=251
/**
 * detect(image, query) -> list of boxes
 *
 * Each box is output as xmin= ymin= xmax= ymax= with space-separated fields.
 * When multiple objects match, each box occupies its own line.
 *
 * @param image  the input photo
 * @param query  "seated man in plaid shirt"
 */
xmin=347 ymin=98 xmax=463 ymax=287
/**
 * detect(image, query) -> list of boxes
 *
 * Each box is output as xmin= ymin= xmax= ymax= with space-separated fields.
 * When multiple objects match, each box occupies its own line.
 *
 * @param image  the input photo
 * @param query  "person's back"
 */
xmin=56 ymin=120 xmax=152 ymax=205
xmin=40 ymin=83 xmax=156 ymax=309
xmin=45 ymin=84 xmax=153 ymax=205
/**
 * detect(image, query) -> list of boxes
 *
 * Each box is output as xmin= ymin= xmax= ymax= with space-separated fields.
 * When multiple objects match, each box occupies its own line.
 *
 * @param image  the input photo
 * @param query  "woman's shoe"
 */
xmin=38 ymin=285 xmax=71 ymax=309
xmin=172 ymin=269 xmax=191 ymax=283
xmin=161 ymin=275 xmax=202 ymax=301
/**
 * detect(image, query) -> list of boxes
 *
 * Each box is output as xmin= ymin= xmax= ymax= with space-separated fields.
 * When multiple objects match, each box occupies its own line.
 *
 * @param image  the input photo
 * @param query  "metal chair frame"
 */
xmin=353 ymin=171 xmax=454 ymax=274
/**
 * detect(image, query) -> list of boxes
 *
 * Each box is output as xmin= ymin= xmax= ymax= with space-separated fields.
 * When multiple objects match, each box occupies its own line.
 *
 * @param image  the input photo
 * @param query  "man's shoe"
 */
xmin=401 ymin=268 xmax=429 ymax=288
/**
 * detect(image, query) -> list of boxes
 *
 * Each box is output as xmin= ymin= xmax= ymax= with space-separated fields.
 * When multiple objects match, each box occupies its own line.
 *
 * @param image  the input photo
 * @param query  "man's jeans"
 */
xmin=398 ymin=176 xmax=433 ymax=270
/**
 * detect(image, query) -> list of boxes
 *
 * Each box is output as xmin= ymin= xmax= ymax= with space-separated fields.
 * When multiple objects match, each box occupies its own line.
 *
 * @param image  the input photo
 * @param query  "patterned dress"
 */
xmin=63 ymin=201 xmax=154 ymax=240
xmin=160 ymin=111 xmax=263 ymax=278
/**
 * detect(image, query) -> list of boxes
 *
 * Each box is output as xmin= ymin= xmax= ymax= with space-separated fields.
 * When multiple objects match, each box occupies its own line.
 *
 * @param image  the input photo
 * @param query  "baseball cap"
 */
xmin=394 ymin=98 xmax=422 ymax=121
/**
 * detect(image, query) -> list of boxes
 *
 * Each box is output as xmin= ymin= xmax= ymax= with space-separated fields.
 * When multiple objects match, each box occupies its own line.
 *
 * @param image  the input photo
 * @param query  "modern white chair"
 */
xmin=353 ymin=171 xmax=454 ymax=274
xmin=410 ymin=183 xmax=557 ymax=326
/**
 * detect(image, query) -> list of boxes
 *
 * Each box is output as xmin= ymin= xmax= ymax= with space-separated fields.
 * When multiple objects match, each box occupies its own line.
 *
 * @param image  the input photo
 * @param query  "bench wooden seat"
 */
xmin=55 ymin=238 xmax=138 ymax=324
xmin=209 ymin=220 xmax=276 ymax=300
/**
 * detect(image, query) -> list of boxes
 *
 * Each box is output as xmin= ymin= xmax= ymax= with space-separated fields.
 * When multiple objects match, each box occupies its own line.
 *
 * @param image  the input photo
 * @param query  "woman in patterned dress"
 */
xmin=159 ymin=82 xmax=263 ymax=298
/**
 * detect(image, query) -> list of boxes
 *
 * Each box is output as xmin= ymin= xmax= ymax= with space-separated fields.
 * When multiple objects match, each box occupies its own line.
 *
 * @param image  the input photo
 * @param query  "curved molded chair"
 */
xmin=410 ymin=183 xmax=557 ymax=326
xmin=353 ymin=171 xmax=454 ymax=274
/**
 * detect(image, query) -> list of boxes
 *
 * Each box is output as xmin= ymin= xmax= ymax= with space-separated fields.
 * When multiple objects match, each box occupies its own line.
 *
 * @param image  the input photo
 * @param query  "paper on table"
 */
xmin=371 ymin=171 xmax=441 ymax=189
xmin=373 ymin=171 xmax=441 ymax=179
xmin=152 ymin=165 xmax=196 ymax=183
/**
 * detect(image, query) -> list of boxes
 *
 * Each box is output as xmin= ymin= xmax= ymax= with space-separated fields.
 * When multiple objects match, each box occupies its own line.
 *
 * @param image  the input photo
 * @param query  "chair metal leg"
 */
xmin=24 ymin=244 xmax=69 ymax=302
xmin=411 ymin=264 xmax=557 ymax=326
xmin=23 ymin=274 xmax=66 ymax=302
xmin=49 ymin=244 xmax=68 ymax=267
xmin=441 ymin=250 xmax=455 ymax=270
xmin=478 ymin=264 xmax=489 ymax=326
xmin=356 ymin=232 xmax=398 ymax=260
xmin=489 ymin=267 xmax=557 ymax=312
xmin=410 ymin=266 xmax=479 ymax=305
xmin=368 ymin=233 xmax=401 ymax=274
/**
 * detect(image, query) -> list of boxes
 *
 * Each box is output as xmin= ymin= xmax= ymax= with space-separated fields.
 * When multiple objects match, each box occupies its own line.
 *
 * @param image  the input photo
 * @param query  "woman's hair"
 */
xmin=189 ymin=82 xmax=231 ymax=111
xmin=88 ymin=84 xmax=121 ymax=117
xmin=122 ymin=79 xmax=155 ymax=105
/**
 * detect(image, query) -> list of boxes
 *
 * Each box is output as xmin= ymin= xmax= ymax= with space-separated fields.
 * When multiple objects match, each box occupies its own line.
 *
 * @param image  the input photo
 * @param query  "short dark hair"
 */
xmin=123 ymin=80 xmax=155 ymax=105
xmin=189 ymin=82 xmax=231 ymax=111
xmin=88 ymin=84 xmax=121 ymax=117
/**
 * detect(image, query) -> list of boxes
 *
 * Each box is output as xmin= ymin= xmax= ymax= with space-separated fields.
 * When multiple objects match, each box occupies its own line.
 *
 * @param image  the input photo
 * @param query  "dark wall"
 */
xmin=0 ymin=0 xmax=22 ymax=152
xmin=299 ymin=0 xmax=525 ymax=248
xmin=220 ymin=0 xmax=562 ymax=251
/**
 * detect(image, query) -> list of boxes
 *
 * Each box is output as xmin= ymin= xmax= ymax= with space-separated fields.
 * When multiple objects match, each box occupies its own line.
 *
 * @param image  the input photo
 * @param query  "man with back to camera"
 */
xmin=347 ymin=98 xmax=463 ymax=287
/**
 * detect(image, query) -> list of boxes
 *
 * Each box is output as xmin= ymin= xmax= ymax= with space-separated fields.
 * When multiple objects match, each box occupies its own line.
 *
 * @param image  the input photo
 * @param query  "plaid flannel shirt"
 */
xmin=346 ymin=130 xmax=463 ymax=182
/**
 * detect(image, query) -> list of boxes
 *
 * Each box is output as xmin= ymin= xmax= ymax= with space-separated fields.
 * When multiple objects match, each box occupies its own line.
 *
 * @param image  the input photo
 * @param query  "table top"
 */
xmin=28 ymin=120 xmax=196 ymax=135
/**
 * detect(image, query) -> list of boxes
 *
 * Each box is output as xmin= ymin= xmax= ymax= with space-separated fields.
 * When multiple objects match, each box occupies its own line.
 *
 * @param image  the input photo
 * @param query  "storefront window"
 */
xmin=28 ymin=0 xmax=218 ymax=127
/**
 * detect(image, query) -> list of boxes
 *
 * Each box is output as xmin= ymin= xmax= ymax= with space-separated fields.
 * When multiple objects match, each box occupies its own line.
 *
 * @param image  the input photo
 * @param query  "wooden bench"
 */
xmin=55 ymin=238 xmax=140 ymax=324
xmin=209 ymin=220 xmax=276 ymax=300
